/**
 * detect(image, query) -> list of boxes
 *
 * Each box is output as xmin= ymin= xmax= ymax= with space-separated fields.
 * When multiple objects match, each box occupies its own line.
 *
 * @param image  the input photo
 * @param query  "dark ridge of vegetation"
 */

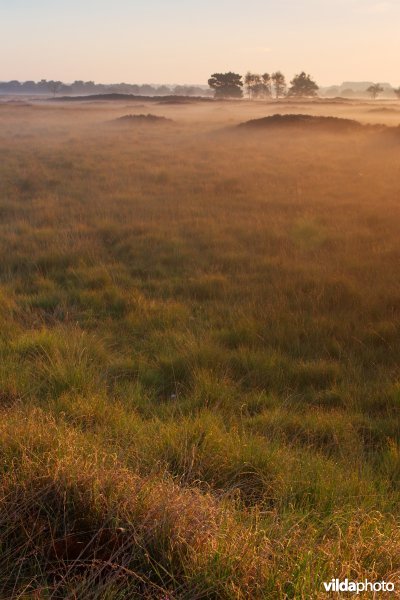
xmin=158 ymin=98 xmax=193 ymax=105
xmin=0 ymin=80 xmax=212 ymax=98
xmin=54 ymin=93 xmax=214 ymax=103
xmin=2 ymin=99 xmax=32 ymax=106
xmin=111 ymin=114 xmax=174 ymax=125
xmin=368 ymin=107 xmax=400 ymax=114
xmin=238 ymin=113 xmax=364 ymax=131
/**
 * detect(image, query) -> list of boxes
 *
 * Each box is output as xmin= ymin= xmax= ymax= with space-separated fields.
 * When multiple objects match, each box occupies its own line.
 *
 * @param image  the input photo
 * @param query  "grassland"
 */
xmin=0 ymin=97 xmax=399 ymax=598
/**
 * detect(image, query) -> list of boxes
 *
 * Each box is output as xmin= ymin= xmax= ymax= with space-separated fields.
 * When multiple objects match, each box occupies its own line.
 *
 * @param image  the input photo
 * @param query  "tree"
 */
xmin=244 ymin=72 xmax=256 ymax=99
xmin=37 ymin=79 xmax=49 ymax=91
xmin=253 ymin=73 xmax=272 ymax=99
xmin=394 ymin=87 xmax=400 ymax=99
xmin=253 ymin=82 xmax=271 ymax=99
xmin=366 ymin=83 xmax=384 ymax=99
xmin=261 ymin=73 xmax=272 ymax=96
xmin=271 ymin=71 xmax=287 ymax=99
xmin=48 ymin=80 xmax=62 ymax=97
xmin=244 ymin=72 xmax=252 ymax=99
xmin=244 ymin=72 xmax=271 ymax=99
xmin=288 ymin=72 xmax=319 ymax=97
xmin=208 ymin=72 xmax=243 ymax=98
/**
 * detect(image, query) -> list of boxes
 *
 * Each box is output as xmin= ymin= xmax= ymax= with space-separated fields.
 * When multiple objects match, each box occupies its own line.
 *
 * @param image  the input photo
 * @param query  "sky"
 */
xmin=1 ymin=0 xmax=399 ymax=86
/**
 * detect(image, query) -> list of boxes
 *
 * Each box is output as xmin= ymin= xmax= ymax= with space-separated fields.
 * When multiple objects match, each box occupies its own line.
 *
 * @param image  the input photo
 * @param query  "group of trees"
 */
xmin=0 ymin=79 xmax=212 ymax=97
xmin=367 ymin=83 xmax=384 ymax=99
xmin=208 ymin=71 xmax=319 ymax=99
xmin=208 ymin=72 xmax=400 ymax=100
xmin=244 ymin=71 xmax=289 ymax=99
xmin=367 ymin=83 xmax=400 ymax=100
xmin=2 ymin=76 xmax=399 ymax=101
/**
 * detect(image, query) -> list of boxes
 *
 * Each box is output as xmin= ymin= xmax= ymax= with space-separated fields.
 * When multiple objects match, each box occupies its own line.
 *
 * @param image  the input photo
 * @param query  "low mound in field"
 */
xmin=158 ymin=98 xmax=192 ymax=105
xmin=367 ymin=107 xmax=400 ymax=114
xmin=111 ymin=113 xmax=174 ymax=125
xmin=238 ymin=114 xmax=363 ymax=132
xmin=1 ymin=99 xmax=31 ymax=107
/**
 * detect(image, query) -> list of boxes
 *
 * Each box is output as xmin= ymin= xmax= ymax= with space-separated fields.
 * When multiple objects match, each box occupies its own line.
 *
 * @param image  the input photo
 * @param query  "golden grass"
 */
xmin=0 ymin=98 xmax=399 ymax=597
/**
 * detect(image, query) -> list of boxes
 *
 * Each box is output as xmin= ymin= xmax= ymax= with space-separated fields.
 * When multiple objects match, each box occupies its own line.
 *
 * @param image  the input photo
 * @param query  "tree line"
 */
xmin=0 ymin=80 xmax=212 ymax=97
xmin=208 ymin=71 xmax=318 ymax=99
xmin=2 ymin=76 xmax=399 ymax=100
xmin=208 ymin=71 xmax=400 ymax=100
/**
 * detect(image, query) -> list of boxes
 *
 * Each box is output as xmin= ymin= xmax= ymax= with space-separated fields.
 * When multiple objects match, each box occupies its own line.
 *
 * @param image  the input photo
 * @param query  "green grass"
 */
xmin=0 ymin=100 xmax=399 ymax=598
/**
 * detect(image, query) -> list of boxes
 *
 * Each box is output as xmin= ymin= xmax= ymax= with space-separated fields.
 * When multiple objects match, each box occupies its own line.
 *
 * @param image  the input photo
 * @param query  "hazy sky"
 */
xmin=1 ymin=0 xmax=399 ymax=86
